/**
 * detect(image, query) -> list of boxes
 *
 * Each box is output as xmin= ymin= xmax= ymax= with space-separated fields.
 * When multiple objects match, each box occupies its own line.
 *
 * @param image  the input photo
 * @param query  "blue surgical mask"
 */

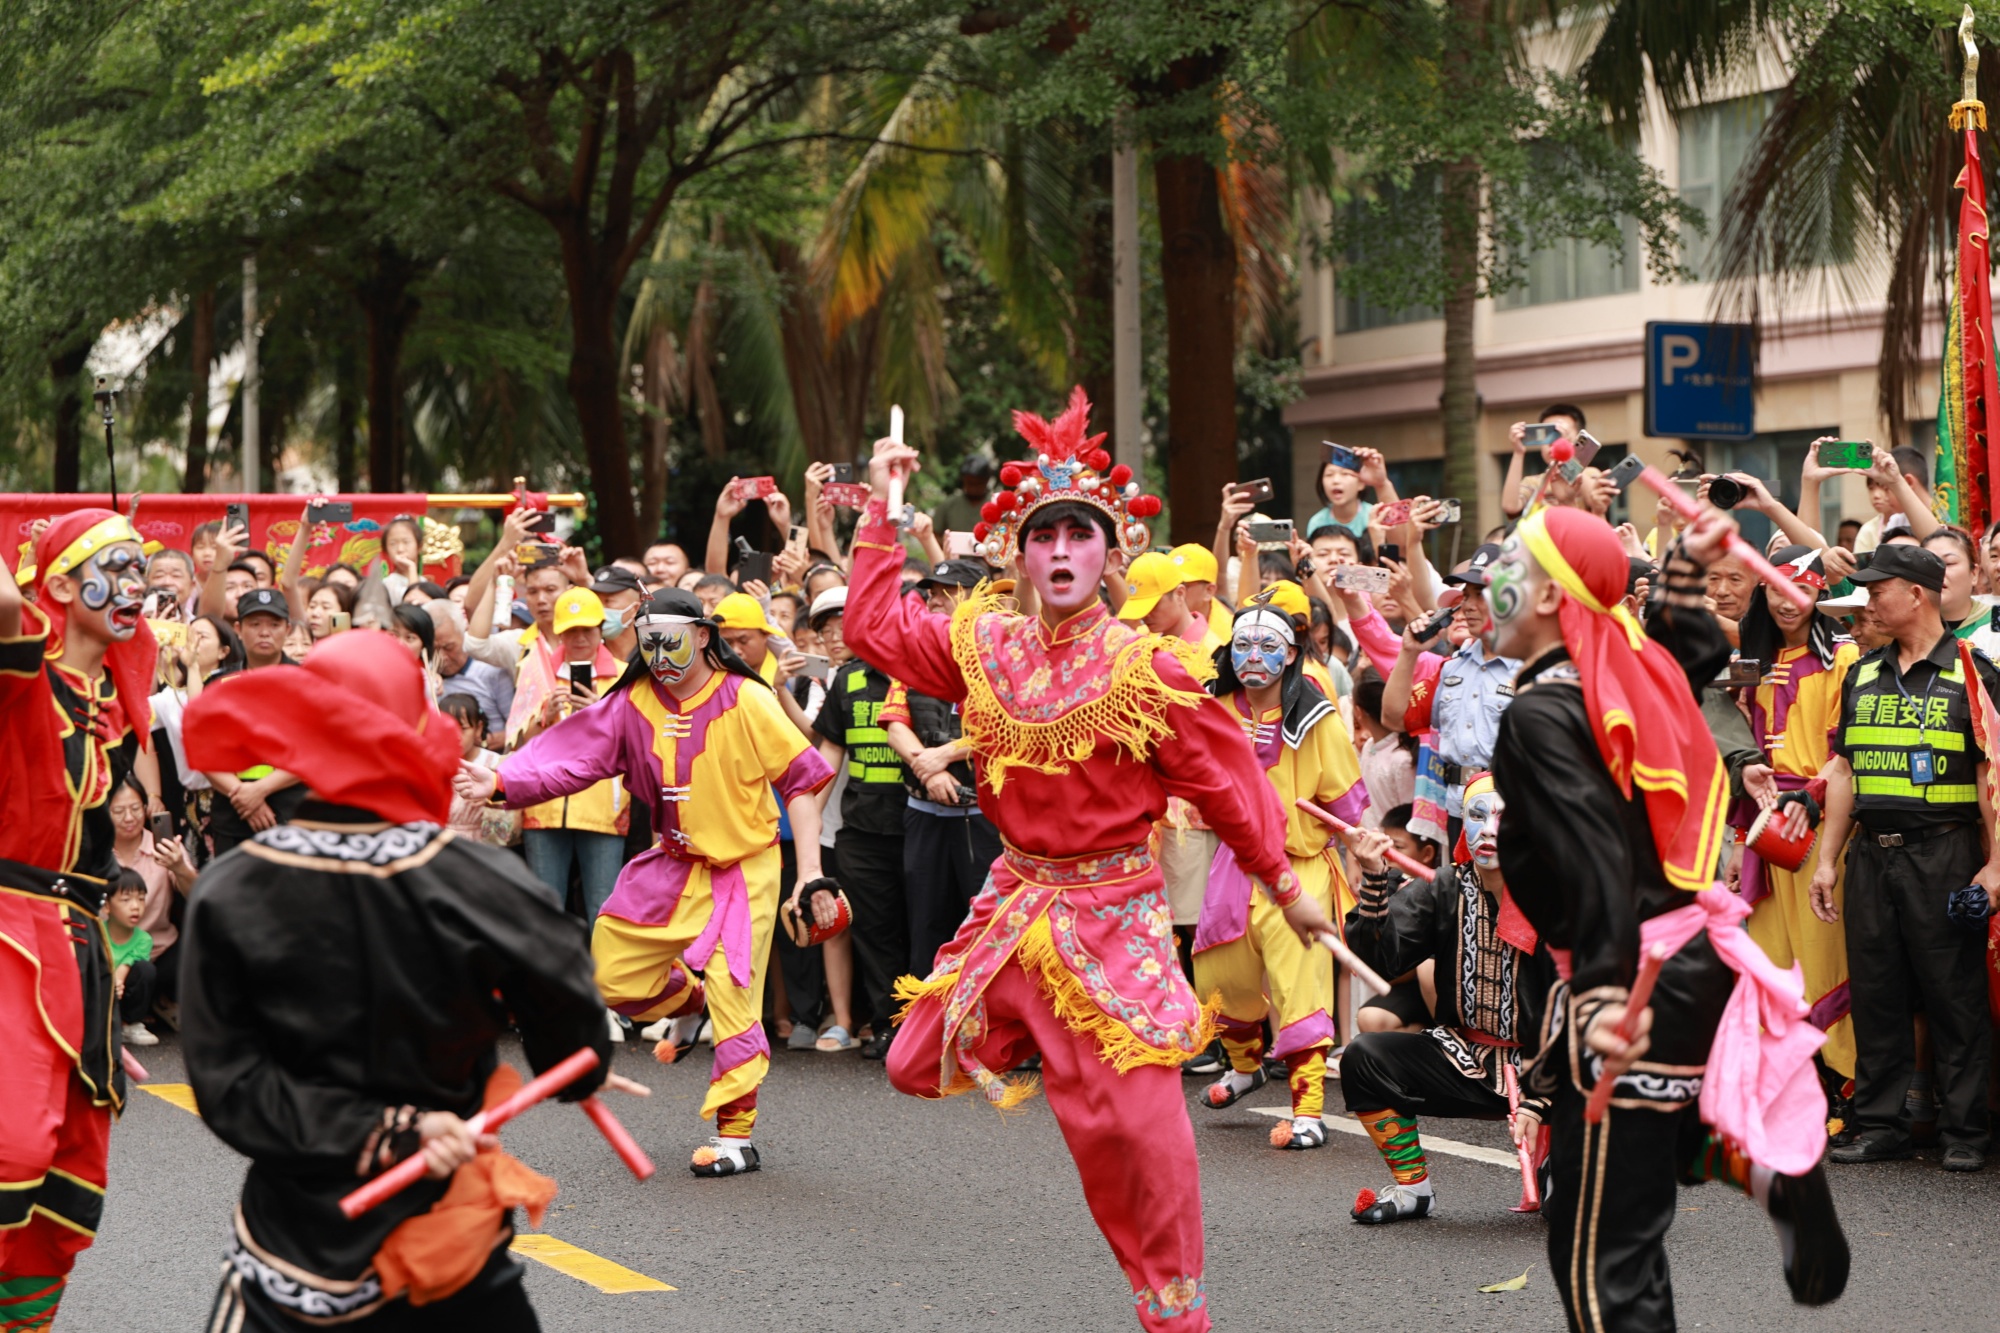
xmin=600 ymin=607 xmax=626 ymax=637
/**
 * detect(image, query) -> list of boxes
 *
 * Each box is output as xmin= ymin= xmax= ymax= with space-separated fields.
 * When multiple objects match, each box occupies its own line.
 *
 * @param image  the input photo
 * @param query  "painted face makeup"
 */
xmin=637 ymin=615 xmax=699 ymax=684
xmin=1230 ymin=608 xmax=1294 ymax=689
xmin=1462 ymin=785 xmax=1504 ymax=869
xmin=1022 ymin=516 xmax=1108 ymax=616
xmin=80 ymin=543 xmax=147 ymax=641
xmin=1485 ymin=536 xmax=1531 ymax=630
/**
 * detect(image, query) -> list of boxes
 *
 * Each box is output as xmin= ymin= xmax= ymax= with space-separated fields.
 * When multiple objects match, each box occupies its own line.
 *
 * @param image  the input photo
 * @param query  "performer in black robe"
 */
xmin=1337 ymin=770 xmax=1558 ymax=1223
xmin=1487 ymin=505 xmax=1847 ymax=1333
xmin=179 ymin=632 xmax=621 ymax=1330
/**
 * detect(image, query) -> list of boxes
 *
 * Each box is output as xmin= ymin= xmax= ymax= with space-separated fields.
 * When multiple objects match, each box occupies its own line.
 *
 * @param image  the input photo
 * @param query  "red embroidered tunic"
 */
xmin=845 ymin=510 xmax=1293 ymax=1090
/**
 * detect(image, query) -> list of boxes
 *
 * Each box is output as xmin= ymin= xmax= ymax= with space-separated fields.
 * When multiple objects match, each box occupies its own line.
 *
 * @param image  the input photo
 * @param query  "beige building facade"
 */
xmin=1284 ymin=86 xmax=1941 ymax=554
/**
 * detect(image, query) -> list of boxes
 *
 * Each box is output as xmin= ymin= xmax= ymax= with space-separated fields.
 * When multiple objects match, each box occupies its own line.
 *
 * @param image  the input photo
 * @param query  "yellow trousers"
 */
xmin=1747 ymin=855 xmax=1855 ymax=1078
xmin=1193 ymin=854 xmax=1335 ymax=1116
xmin=592 ymin=844 xmax=781 ymax=1123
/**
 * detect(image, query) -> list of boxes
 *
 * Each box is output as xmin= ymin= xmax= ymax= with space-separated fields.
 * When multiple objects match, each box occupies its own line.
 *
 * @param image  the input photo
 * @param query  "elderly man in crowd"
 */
xmin=424 ymin=598 xmax=514 ymax=745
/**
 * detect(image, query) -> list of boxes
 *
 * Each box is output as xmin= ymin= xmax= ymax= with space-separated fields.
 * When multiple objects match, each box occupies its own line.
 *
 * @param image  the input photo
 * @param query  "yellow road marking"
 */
xmin=510 ymin=1233 xmax=675 ymax=1292
xmin=139 ymin=1083 xmax=200 ymax=1115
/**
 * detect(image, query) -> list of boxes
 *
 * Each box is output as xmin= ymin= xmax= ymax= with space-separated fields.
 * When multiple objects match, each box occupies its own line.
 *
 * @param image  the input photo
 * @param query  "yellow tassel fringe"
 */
xmin=947 ymin=585 xmax=1215 ymax=792
xmin=1014 ymin=916 xmax=1220 ymax=1074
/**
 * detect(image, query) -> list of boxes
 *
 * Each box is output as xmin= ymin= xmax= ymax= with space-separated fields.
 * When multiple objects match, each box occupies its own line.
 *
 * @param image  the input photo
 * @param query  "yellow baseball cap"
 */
xmin=1248 ymin=578 xmax=1311 ymax=623
xmin=1118 ymin=551 xmax=1185 ymax=621
xmin=1169 ymin=543 xmax=1218 ymax=584
xmin=713 ymin=591 xmax=780 ymax=636
xmin=552 ymin=587 xmax=605 ymax=635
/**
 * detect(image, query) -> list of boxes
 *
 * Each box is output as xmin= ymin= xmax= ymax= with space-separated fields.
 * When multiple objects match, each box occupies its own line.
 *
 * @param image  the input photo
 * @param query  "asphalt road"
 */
xmin=69 ymin=1035 xmax=2000 ymax=1332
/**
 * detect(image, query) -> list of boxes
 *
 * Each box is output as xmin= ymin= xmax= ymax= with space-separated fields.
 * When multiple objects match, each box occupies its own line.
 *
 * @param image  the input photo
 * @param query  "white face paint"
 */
xmin=636 ymin=614 xmax=699 ymax=684
xmin=1462 ymin=786 xmax=1504 ymax=869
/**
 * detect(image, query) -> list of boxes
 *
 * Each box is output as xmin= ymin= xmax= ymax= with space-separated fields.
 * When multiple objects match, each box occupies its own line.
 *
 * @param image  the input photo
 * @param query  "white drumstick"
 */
xmin=886 ymin=404 xmax=908 ymax=519
xmin=1316 ymin=928 xmax=1391 ymax=997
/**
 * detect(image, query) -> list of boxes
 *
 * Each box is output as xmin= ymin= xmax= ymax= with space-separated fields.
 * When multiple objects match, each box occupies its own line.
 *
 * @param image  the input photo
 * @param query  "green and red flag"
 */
xmin=1937 ymin=65 xmax=2000 ymax=535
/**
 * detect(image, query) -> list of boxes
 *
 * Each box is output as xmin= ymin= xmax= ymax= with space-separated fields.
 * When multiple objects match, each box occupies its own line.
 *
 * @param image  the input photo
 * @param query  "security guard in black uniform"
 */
xmin=1809 ymin=543 xmax=2000 ymax=1171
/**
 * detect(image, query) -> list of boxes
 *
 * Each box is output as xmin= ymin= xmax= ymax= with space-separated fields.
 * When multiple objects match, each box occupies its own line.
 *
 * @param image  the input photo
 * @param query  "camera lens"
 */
xmin=1708 ymin=476 xmax=1745 ymax=509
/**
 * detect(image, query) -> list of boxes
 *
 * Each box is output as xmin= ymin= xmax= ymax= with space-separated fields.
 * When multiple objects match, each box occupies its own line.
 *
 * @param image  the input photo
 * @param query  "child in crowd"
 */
xmin=104 ymin=870 xmax=157 ymax=1046
xmin=441 ymin=692 xmax=510 ymax=846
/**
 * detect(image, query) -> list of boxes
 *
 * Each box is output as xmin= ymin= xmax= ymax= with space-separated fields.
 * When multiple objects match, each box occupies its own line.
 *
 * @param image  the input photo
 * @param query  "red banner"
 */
xmin=0 ymin=492 xmax=435 ymax=581
xmin=1956 ymin=123 xmax=2000 ymax=539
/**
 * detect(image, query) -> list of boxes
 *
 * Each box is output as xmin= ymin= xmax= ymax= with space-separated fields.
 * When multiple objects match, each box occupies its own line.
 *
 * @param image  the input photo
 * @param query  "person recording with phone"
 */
xmin=1500 ymin=404 xmax=1589 ymax=521
xmin=1308 ymin=444 xmax=1399 ymax=539
xmin=1381 ymin=545 xmax=1520 ymax=839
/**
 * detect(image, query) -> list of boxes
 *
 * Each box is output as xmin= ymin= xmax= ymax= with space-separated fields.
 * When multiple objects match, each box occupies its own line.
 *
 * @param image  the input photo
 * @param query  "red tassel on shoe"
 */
xmin=1352 ymin=1187 xmax=1377 ymax=1216
xmin=654 ymin=1040 xmax=679 ymax=1065
xmin=1269 ymin=1120 xmax=1294 ymax=1148
xmin=1205 ymin=1084 xmax=1230 ymax=1107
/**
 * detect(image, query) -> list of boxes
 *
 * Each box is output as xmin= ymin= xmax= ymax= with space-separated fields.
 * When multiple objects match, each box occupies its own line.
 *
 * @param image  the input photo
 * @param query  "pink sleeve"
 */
xmin=841 ymin=509 xmax=967 ymax=703
xmin=498 ymin=692 xmax=633 ymax=808
xmin=1149 ymin=653 xmax=1292 ymax=888
xmin=1346 ymin=607 xmax=1403 ymax=678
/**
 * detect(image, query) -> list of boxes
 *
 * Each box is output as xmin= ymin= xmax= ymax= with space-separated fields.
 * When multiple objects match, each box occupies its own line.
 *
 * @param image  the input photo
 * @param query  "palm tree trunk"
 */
xmin=639 ymin=322 xmax=672 ymax=539
xmin=358 ymin=243 xmax=421 ymax=494
xmin=334 ymin=338 xmax=359 ymax=494
xmin=1439 ymin=0 xmax=1488 ymax=539
xmin=1155 ymin=149 xmax=1238 ymax=544
xmin=1074 ymin=148 xmax=1117 ymax=437
xmin=184 ymin=287 xmax=213 ymax=493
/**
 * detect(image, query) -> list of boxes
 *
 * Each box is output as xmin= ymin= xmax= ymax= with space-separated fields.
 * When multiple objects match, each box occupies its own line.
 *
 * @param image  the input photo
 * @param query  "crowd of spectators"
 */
xmin=74 ymin=413 xmax=2000 ymax=1166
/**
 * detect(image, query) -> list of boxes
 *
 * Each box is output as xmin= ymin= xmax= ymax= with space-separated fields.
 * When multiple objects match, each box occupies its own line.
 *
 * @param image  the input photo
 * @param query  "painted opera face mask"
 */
xmin=637 ymin=614 xmax=700 ymax=685
xmin=1485 ymin=536 xmax=1537 ymax=660
xmin=1462 ymin=783 xmax=1504 ymax=869
xmin=1230 ymin=611 xmax=1294 ymax=690
xmin=74 ymin=542 xmax=148 ymax=643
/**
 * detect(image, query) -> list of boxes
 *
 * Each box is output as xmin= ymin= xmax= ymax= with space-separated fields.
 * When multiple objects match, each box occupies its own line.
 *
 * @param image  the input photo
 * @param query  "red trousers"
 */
xmin=0 ymin=895 xmax=108 ymax=1287
xmin=888 ymin=959 xmax=1210 ymax=1332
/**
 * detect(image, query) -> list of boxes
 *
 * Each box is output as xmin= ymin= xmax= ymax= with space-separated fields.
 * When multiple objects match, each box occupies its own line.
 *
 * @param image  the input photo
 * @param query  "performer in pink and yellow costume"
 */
xmin=848 ymin=390 xmax=1332 ymax=1333
xmin=461 ymin=586 xmax=833 ymax=1177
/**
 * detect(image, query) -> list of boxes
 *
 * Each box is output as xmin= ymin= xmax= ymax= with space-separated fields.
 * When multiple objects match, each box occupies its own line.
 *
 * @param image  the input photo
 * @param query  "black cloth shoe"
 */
xmin=1767 ymin=1162 xmax=1849 ymax=1305
xmin=1828 ymin=1129 xmax=1913 ymax=1164
xmin=1941 ymin=1145 xmax=1986 ymax=1172
xmin=859 ymin=1031 xmax=894 ymax=1061
xmin=1182 ymin=1040 xmax=1225 ymax=1078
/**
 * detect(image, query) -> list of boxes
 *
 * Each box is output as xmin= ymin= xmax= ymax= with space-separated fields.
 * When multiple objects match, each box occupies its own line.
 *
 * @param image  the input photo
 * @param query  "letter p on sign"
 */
xmin=1660 ymin=335 xmax=1700 ymax=386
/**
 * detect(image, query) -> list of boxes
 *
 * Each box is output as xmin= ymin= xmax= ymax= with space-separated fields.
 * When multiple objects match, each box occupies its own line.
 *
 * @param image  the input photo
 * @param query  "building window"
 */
xmin=1679 ymin=94 xmax=1773 ymax=282
xmin=1334 ymin=174 xmax=1440 ymax=333
xmin=1497 ymin=143 xmax=1640 ymax=310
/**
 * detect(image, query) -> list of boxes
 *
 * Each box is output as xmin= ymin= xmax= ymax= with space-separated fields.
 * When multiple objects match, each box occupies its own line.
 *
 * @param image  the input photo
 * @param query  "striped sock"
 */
xmin=0 ymin=1274 xmax=65 ymax=1331
xmin=1685 ymin=1131 xmax=1752 ymax=1196
xmin=1356 ymin=1109 xmax=1428 ymax=1185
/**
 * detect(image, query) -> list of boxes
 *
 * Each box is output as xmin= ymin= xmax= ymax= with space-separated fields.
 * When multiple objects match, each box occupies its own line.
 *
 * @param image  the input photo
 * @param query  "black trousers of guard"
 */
xmin=774 ymin=842 xmax=837 ymax=1031
xmin=902 ymin=806 xmax=1001 ymax=976
xmin=1843 ymin=827 xmax=1991 ymax=1149
xmin=1543 ymin=932 xmax=1734 ymax=1333
xmin=835 ymin=827 xmax=908 ymax=1034
xmin=1338 ymin=1030 xmax=1512 ymax=1121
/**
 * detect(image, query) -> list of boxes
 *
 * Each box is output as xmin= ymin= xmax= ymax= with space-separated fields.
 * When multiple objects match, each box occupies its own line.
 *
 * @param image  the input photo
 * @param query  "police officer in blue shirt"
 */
xmin=1384 ymin=543 xmax=1522 ymax=834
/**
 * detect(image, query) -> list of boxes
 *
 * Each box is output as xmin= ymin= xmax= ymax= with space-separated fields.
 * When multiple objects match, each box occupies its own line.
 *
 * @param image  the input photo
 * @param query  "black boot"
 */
xmin=1765 ymin=1161 xmax=1850 ymax=1306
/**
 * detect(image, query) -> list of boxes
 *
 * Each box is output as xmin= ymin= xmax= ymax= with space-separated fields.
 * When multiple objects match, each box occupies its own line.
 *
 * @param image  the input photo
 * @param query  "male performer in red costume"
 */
xmin=0 ymin=509 xmax=157 ymax=1329
xmin=847 ymin=390 xmax=1331 ymax=1333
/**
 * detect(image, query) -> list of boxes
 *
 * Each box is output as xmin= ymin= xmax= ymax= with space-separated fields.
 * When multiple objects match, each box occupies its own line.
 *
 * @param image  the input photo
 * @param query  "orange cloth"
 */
xmin=370 ymin=1066 xmax=559 ymax=1307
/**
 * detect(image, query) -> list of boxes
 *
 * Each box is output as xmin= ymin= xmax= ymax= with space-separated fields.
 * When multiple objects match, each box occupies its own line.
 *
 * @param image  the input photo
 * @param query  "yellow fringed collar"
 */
xmin=947 ymin=583 xmax=1215 ymax=790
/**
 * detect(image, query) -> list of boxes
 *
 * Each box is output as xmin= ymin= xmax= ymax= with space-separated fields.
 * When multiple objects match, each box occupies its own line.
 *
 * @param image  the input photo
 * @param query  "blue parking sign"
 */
xmin=1644 ymin=322 xmax=1756 ymax=440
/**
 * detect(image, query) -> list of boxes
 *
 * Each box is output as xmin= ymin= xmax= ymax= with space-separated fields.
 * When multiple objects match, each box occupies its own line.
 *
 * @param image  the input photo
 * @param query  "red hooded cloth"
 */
xmin=182 ymin=631 xmax=461 ymax=826
xmin=1518 ymin=506 xmax=1728 ymax=893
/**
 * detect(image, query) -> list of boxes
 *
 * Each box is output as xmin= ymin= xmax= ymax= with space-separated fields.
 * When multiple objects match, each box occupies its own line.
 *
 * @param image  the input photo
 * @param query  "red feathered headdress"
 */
xmin=1517 ymin=506 xmax=1727 ymax=892
xmin=182 ymin=631 xmax=461 ymax=826
xmin=971 ymin=387 xmax=1162 ymax=564
xmin=34 ymin=508 xmax=155 ymax=750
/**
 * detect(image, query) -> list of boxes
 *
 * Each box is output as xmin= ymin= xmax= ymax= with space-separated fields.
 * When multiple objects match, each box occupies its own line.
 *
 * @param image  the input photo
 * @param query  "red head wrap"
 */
xmin=33 ymin=508 xmax=155 ymax=749
xmin=182 ymin=631 xmax=461 ymax=826
xmin=1517 ymin=507 xmax=1727 ymax=892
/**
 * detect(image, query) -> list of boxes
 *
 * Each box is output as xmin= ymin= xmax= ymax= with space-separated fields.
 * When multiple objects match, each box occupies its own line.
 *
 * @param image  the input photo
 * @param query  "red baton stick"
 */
xmin=120 ymin=1047 xmax=149 ymax=1083
xmin=1582 ymin=943 xmax=1667 ymax=1125
xmin=1296 ymin=798 xmax=1438 ymax=882
xmin=1634 ymin=466 xmax=1814 ymax=614
xmin=338 ymin=1047 xmax=601 ymax=1219
xmin=580 ymin=1096 xmax=655 ymax=1181
xmin=1504 ymin=1063 xmax=1540 ymax=1212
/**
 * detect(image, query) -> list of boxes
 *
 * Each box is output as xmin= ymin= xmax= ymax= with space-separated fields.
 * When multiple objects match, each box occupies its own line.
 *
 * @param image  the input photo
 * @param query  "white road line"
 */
xmin=1245 ymin=1106 xmax=1520 ymax=1169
